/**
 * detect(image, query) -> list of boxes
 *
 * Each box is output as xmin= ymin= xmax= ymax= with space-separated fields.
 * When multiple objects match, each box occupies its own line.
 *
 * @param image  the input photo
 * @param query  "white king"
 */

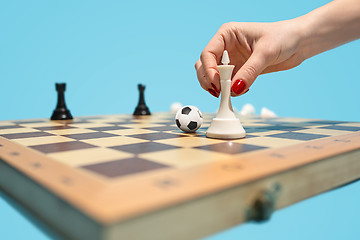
xmin=206 ymin=50 xmax=246 ymax=139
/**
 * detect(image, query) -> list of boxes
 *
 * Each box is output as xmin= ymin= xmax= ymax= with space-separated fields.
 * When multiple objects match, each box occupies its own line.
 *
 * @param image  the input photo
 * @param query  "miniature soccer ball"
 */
xmin=175 ymin=106 xmax=203 ymax=133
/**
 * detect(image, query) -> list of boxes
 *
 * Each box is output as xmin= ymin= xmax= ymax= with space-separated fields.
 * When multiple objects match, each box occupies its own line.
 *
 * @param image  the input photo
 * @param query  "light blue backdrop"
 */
xmin=0 ymin=0 xmax=359 ymax=239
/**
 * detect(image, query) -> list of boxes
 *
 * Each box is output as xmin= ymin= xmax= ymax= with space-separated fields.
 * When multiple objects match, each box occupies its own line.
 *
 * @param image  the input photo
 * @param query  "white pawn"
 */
xmin=240 ymin=103 xmax=256 ymax=116
xmin=170 ymin=102 xmax=183 ymax=113
xmin=261 ymin=107 xmax=277 ymax=119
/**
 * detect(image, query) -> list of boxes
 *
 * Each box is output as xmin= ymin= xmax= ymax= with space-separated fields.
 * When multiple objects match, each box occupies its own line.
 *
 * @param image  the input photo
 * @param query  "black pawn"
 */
xmin=133 ymin=84 xmax=151 ymax=116
xmin=51 ymin=83 xmax=73 ymax=120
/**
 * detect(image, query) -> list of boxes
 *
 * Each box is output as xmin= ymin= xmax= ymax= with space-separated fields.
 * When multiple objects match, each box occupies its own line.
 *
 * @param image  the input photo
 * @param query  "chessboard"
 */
xmin=0 ymin=113 xmax=360 ymax=240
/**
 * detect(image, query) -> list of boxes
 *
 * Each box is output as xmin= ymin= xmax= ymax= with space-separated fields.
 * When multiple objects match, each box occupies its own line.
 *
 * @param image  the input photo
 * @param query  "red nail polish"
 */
xmin=211 ymin=83 xmax=220 ymax=93
xmin=231 ymin=80 xmax=246 ymax=95
xmin=208 ymin=88 xmax=219 ymax=98
xmin=243 ymin=89 xmax=249 ymax=94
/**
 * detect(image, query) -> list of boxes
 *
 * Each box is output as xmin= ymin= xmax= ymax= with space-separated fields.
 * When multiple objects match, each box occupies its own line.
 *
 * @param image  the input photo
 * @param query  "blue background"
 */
xmin=0 ymin=0 xmax=359 ymax=239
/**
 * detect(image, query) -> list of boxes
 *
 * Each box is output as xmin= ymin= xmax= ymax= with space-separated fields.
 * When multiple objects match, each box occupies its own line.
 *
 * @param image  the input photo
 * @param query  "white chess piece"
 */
xmin=261 ymin=107 xmax=277 ymax=119
xmin=170 ymin=102 xmax=183 ymax=113
xmin=240 ymin=103 xmax=256 ymax=116
xmin=206 ymin=50 xmax=246 ymax=139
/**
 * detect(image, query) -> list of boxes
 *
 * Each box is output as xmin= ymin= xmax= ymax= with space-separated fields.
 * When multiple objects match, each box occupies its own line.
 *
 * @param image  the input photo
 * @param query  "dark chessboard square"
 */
xmin=268 ymin=132 xmax=329 ymax=141
xmin=319 ymin=125 xmax=360 ymax=132
xmin=88 ymin=126 xmax=129 ymax=131
xmin=144 ymin=126 xmax=178 ymax=131
xmin=34 ymin=125 xmax=75 ymax=131
xmin=81 ymin=157 xmax=169 ymax=178
xmin=12 ymin=120 xmax=47 ymax=124
xmin=62 ymin=132 xmax=119 ymax=140
xmin=0 ymin=125 xmax=24 ymax=130
xmin=106 ymin=121 xmax=128 ymax=125
xmin=30 ymin=141 xmax=97 ymax=154
xmin=67 ymin=120 xmax=90 ymax=124
xmin=111 ymin=142 xmax=179 ymax=154
xmin=305 ymin=120 xmax=347 ymax=125
xmin=258 ymin=125 xmax=306 ymax=131
xmin=128 ymin=132 xmax=184 ymax=141
xmin=195 ymin=142 xmax=267 ymax=155
xmin=0 ymin=132 xmax=54 ymax=139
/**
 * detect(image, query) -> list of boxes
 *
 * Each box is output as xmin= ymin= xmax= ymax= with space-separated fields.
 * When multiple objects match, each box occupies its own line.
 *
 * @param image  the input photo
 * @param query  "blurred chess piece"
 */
xmin=51 ymin=83 xmax=73 ymax=120
xmin=261 ymin=107 xmax=277 ymax=119
xmin=133 ymin=84 xmax=151 ymax=116
xmin=170 ymin=102 xmax=183 ymax=114
xmin=240 ymin=103 xmax=256 ymax=116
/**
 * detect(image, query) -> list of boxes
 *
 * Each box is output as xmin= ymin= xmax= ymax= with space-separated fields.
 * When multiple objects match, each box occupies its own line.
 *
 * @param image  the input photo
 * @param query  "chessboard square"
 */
xmin=0 ymin=125 xmax=23 ymax=130
xmin=248 ymin=130 xmax=285 ymax=137
xmin=88 ymin=126 xmax=129 ymax=131
xmin=0 ymin=122 xmax=17 ymax=127
xmin=258 ymin=125 xmax=306 ymax=131
xmin=154 ymin=136 xmax=224 ymax=148
xmin=48 ymin=147 xmax=133 ymax=167
xmin=337 ymin=122 xmax=360 ymax=127
xmin=81 ymin=136 xmax=148 ymax=147
xmin=319 ymin=125 xmax=360 ymax=132
xmin=30 ymin=141 xmax=97 ymax=154
xmin=139 ymin=148 xmax=231 ymax=168
xmin=108 ymin=129 xmax=156 ymax=136
xmin=144 ymin=126 xmax=178 ymax=131
xmin=61 ymin=132 xmax=119 ymax=140
xmin=110 ymin=142 xmax=179 ymax=154
xmin=34 ymin=125 xmax=75 ymax=131
xmin=268 ymin=132 xmax=329 ymax=141
xmin=296 ymin=128 xmax=352 ymax=136
xmin=129 ymin=132 xmax=183 ymax=141
xmin=12 ymin=120 xmax=48 ymax=124
xmin=43 ymin=128 xmax=97 ymax=135
xmin=17 ymin=122 xmax=64 ymax=128
xmin=120 ymin=123 xmax=164 ymax=129
xmin=233 ymin=136 xmax=304 ymax=148
xmin=81 ymin=157 xmax=169 ymax=178
xmin=12 ymin=136 xmax=74 ymax=146
xmin=305 ymin=120 xmax=347 ymax=125
xmin=0 ymin=131 xmax=54 ymax=139
xmin=0 ymin=127 xmax=40 ymax=134
xmin=67 ymin=123 xmax=115 ymax=129
xmin=195 ymin=142 xmax=267 ymax=155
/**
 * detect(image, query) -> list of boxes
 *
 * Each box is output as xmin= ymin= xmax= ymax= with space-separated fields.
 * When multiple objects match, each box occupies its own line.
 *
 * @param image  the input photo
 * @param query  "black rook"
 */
xmin=133 ymin=84 xmax=151 ymax=116
xmin=51 ymin=83 xmax=73 ymax=120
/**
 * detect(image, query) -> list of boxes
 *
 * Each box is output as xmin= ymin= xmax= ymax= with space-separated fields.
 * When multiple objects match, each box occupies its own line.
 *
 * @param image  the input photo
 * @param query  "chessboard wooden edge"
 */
xmin=1 ymin=131 xmax=360 ymax=224
xmin=1 ymin=146 xmax=360 ymax=240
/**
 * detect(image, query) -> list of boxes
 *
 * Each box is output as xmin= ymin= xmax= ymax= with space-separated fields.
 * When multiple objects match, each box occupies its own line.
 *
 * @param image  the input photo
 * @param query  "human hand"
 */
xmin=195 ymin=20 xmax=306 ymax=97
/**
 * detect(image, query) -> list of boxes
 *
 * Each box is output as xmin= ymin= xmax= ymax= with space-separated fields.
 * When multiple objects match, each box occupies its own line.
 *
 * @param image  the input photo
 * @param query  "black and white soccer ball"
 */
xmin=175 ymin=106 xmax=203 ymax=133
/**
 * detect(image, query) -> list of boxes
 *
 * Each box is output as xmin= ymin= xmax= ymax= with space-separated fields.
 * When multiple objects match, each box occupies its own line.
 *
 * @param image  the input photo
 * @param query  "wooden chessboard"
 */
xmin=0 ymin=113 xmax=359 ymax=240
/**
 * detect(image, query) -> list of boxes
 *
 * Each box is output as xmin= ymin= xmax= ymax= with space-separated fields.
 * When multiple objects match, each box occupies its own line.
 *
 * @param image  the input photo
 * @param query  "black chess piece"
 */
xmin=51 ymin=83 xmax=73 ymax=120
xmin=133 ymin=84 xmax=151 ymax=116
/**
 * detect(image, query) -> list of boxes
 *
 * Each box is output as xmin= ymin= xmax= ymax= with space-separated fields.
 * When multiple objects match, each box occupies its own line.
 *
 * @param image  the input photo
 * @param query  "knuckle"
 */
xmin=243 ymin=65 xmax=258 ymax=80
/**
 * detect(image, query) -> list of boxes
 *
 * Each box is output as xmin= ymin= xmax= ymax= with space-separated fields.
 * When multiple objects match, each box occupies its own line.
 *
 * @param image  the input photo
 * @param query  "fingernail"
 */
xmin=231 ymin=80 xmax=246 ymax=95
xmin=208 ymin=88 xmax=219 ymax=98
xmin=243 ymin=89 xmax=249 ymax=94
xmin=211 ymin=83 xmax=220 ymax=93
xmin=214 ymin=72 xmax=220 ymax=83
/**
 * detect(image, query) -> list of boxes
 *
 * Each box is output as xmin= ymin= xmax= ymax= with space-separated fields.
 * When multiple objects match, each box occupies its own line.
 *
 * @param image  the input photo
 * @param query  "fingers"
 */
xmin=196 ymin=33 xmax=226 ymax=97
xmin=231 ymin=47 xmax=270 ymax=96
xmin=195 ymin=60 xmax=220 ymax=98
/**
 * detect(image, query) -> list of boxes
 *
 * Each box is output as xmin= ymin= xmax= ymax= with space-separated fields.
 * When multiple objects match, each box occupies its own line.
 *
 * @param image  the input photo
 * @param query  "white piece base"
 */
xmin=206 ymin=118 xmax=246 ymax=139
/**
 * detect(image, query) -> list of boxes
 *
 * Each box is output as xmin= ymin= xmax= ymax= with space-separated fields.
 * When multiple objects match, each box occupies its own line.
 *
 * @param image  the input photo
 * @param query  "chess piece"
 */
xmin=50 ymin=83 xmax=73 ymax=120
xmin=133 ymin=84 xmax=151 ymax=116
xmin=206 ymin=50 xmax=246 ymax=139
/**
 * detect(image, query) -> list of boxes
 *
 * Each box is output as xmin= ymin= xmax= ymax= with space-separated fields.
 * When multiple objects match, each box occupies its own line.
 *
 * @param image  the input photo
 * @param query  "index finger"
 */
xmin=200 ymin=33 xmax=225 ymax=91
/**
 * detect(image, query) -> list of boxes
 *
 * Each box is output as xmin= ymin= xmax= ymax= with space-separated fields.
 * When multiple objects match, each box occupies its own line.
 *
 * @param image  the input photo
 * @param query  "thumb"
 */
xmin=231 ymin=48 xmax=269 ymax=96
